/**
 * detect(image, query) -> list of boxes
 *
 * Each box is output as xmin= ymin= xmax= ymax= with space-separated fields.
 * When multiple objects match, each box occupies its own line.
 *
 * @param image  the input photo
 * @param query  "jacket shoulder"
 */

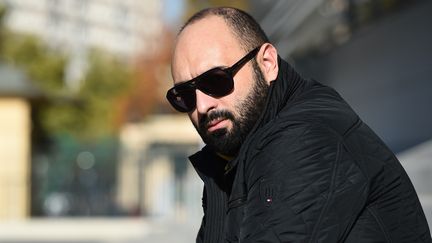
xmin=278 ymin=82 xmax=360 ymax=137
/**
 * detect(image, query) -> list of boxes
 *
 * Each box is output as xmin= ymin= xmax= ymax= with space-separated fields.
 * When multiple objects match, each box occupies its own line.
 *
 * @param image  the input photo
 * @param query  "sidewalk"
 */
xmin=0 ymin=217 xmax=198 ymax=243
xmin=398 ymin=139 xmax=432 ymax=229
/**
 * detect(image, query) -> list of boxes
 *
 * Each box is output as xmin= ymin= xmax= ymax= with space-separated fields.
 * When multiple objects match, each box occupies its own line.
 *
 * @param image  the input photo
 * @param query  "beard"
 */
xmin=196 ymin=61 xmax=269 ymax=157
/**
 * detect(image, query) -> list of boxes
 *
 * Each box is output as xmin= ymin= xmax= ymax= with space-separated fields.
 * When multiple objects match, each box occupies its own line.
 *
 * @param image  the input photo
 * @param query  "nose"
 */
xmin=195 ymin=89 xmax=218 ymax=114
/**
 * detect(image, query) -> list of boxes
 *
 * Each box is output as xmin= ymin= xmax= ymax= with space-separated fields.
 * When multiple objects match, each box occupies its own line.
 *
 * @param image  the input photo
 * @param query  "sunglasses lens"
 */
xmin=166 ymin=69 xmax=234 ymax=112
xmin=167 ymin=45 xmax=260 ymax=113
xmin=167 ymin=88 xmax=195 ymax=112
xmin=199 ymin=69 xmax=234 ymax=97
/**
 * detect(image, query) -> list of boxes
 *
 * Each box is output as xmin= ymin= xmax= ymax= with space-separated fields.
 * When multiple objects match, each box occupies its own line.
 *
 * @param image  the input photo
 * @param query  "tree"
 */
xmin=115 ymin=28 xmax=177 ymax=125
xmin=2 ymin=33 xmax=66 ymax=93
xmin=1 ymin=31 xmax=132 ymax=140
xmin=0 ymin=4 xmax=6 ymax=54
xmin=38 ymin=49 xmax=133 ymax=140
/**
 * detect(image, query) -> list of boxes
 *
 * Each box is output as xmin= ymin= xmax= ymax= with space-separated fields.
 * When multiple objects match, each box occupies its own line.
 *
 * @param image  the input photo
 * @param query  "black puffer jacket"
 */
xmin=189 ymin=57 xmax=431 ymax=242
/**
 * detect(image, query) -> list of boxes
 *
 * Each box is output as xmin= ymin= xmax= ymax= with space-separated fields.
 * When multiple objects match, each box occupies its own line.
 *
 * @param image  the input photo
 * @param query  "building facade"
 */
xmin=0 ymin=0 xmax=164 ymax=87
xmin=117 ymin=115 xmax=203 ymax=223
xmin=0 ymin=64 xmax=40 ymax=220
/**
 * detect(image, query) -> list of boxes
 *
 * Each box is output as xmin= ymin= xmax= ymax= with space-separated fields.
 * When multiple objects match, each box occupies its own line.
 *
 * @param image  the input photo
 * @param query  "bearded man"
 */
xmin=166 ymin=7 xmax=431 ymax=243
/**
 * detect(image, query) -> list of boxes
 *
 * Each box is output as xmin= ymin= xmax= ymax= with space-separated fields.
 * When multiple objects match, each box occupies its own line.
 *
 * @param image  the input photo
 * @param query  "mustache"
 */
xmin=199 ymin=110 xmax=235 ymax=131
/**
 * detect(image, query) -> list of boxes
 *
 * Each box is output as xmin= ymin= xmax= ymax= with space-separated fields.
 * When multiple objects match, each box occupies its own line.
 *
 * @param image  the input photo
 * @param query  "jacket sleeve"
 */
xmin=240 ymin=124 xmax=369 ymax=242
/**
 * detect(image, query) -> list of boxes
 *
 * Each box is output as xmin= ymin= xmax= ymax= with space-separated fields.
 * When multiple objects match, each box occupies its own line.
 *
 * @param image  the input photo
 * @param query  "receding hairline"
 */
xmin=177 ymin=7 xmax=269 ymax=52
xmin=171 ymin=15 xmax=241 ymax=79
xmin=176 ymin=12 xmax=238 ymax=48
xmin=176 ymin=14 xmax=230 ymax=40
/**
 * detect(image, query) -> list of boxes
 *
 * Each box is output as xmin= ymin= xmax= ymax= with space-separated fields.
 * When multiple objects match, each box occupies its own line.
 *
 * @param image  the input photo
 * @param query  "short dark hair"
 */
xmin=179 ymin=7 xmax=270 ymax=52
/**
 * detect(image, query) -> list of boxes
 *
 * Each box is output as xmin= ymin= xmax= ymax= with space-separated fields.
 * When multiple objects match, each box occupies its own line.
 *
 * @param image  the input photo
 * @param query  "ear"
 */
xmin=256 ymin=43 xmax=278 ymax=85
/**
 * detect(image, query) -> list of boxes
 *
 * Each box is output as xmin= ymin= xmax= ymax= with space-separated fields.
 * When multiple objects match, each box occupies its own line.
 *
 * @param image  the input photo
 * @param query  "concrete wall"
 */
xmin=295 ymin=1 xmax=432 ymax=153
xmin=0 ymin=97 xmax=30 ymax=220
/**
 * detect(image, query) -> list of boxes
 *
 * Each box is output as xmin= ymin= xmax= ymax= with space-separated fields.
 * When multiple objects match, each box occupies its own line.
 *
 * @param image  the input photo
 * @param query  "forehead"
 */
xmin=172 ymin=15 xmax=243 ymax=83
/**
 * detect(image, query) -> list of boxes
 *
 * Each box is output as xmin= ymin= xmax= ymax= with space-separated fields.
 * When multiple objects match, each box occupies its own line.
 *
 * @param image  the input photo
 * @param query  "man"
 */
xmin=166 ymin=7 xmax=431 ymax=243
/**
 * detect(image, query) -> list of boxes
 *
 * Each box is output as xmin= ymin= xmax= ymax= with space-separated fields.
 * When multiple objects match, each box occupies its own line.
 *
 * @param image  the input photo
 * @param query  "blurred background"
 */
xmin=0 ymin=0 xmax=430 ymax=242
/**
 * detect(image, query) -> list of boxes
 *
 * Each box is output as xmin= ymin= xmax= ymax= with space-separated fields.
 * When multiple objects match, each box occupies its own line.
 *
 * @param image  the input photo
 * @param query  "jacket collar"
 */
xmin=258 ymin=56 xmax=306 ymax=127
xmin=190 ymin=56 xmax=307 ymax=177
xmin=189 ymin=145 xmax=228 ymax=185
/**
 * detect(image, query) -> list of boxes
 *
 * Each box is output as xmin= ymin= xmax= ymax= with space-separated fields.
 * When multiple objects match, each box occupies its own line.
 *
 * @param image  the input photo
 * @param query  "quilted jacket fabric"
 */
xmin=189 ymin=57 xmax=431 ymax=242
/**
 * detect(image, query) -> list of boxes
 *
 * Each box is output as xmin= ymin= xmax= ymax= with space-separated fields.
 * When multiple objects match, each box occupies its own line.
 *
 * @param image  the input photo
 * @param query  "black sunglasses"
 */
xmin=166 ymin=46 xmax=261 ymax=112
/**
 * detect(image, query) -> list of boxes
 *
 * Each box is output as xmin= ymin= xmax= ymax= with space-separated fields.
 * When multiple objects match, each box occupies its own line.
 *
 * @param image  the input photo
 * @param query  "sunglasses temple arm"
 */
xmin=228 ymin=46 xmax=260 ymax=75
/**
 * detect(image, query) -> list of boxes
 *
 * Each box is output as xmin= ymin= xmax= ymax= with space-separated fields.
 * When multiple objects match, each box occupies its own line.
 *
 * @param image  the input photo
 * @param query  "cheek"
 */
xmin=231 ymin=71 xmax=254 ymax=105
xmin=188 ymin=112 xmax=199 ymax=127
xmin=236 ymin=64 xmax=255 ymax=88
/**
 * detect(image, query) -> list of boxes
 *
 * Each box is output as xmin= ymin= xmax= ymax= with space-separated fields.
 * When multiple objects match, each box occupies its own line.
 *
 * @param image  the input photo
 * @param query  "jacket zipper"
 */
xmin=227 ymin=196 xmax=247 ymax=212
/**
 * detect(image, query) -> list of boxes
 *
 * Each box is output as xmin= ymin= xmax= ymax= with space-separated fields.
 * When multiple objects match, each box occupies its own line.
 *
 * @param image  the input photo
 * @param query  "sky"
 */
xmin=163 ymin=0 xmax=185 ymax=30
